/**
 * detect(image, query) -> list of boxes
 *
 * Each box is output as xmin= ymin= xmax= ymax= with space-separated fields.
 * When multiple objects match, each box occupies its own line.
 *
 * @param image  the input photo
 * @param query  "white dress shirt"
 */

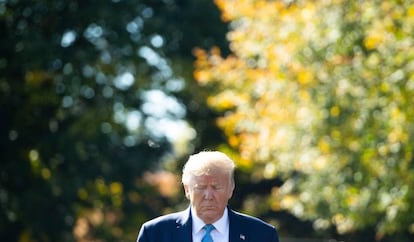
xmin=191 ymin=207 xmax=229 ymax=242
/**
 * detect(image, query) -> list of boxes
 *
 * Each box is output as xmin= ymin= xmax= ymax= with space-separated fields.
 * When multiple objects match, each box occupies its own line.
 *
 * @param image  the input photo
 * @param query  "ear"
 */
xmin=227 ymin=185 xmax=234 ymax=199
xmin=183 ymin=184 xmax=190 ymax=199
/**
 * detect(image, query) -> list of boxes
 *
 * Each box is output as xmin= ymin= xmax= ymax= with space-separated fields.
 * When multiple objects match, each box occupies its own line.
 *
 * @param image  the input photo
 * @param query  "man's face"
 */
xmin=184 ymin=169 xmax=234 ymax=224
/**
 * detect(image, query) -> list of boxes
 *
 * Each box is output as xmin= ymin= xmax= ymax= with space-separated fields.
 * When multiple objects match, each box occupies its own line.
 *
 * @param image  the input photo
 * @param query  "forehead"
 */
xmin=192 ymin=170 xmax=230 ymax=184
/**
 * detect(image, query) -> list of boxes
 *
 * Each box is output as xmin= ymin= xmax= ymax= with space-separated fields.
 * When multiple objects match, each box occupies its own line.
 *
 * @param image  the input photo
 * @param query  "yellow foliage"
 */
xmin=195 ymin=0 xmax=414 ymax=236
xmin=318 ymin=139 xmax=330 ymax=154
xmin=193 ymin=70 xmax=211 ymax=85
xmin=25 ymin=70 xmax=51 ymax=87
xmin=333 ymin=213 xmax=355 ymax=234
xmin=228 ymin=134 xmax=240 ymax=148
xmin=78 ymin=188 xmax=88 ymax=200
xmin=19 ymin=230 xmax=32 ymax=242
xmin=313 ymin=156 xmax=328 ymax=171
xmin=96 ymin=178 xmax=107 ymax=195
xmin=279 ymin=194 xmax=298 ymax=211
xmin=110 ymin=182 xmax=123 ymax=195
xmin=330 ymin=106 xmax=340 ymax=117
xmin=297 ymin=69 xmax=314 ymax=85
xmin=41 ymin=168 xmax=51 ymax=180
xmin=364 ymin=34 xmax=384 ymax=50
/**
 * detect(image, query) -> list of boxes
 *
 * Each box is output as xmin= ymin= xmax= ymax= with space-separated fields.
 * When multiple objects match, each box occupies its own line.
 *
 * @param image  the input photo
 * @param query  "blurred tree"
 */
xmin=194 ymin=0 xmax=414 ymax=241
xmin=0 ymin=0 xmax=228 ymax=241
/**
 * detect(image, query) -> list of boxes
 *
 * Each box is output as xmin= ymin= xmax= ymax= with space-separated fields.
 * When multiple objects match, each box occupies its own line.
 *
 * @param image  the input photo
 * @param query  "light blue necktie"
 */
xmin=201 ymin=224 xmax=215 ymax=242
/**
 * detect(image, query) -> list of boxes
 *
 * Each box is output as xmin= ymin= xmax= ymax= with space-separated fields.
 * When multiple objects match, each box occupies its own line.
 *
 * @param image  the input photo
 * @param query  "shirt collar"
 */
xmin=191 ymin=207 xmax=229 ymax=235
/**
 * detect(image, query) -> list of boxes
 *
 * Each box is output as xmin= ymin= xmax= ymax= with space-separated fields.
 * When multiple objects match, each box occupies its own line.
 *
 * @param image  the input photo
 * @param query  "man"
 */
xmin=137 ymin=151 xmax=279 ymax=242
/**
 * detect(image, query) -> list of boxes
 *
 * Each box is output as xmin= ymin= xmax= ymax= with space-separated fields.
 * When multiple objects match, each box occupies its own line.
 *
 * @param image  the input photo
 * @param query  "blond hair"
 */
xmin=182 ymin=151 xmax=235 ymax=188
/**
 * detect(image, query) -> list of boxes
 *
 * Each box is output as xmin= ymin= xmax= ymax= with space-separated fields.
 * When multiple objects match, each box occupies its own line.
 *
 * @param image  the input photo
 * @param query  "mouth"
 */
xmin=202 ymin=205 xmax=217 ymax=210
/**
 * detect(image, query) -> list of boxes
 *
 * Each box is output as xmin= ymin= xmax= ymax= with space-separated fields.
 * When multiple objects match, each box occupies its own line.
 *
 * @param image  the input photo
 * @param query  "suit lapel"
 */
xmin=175 ymin=207 xmax=193 ymax=242
xmin=228 ymin=208 xmax=248 ymax=242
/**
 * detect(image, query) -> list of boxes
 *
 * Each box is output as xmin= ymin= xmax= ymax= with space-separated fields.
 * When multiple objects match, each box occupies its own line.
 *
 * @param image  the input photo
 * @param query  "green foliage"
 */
xmin=0 ymin=0 xmax=228 ymax=241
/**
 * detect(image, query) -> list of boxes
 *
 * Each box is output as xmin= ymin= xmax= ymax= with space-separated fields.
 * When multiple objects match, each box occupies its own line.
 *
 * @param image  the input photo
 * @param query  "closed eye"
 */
xmin=194 ymin=185 xmax=206 ymax=191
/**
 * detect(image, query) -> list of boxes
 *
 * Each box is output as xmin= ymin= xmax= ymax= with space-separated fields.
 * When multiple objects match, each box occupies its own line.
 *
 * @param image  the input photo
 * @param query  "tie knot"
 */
xmin=204 ymin=224 xmax=215 ymax=233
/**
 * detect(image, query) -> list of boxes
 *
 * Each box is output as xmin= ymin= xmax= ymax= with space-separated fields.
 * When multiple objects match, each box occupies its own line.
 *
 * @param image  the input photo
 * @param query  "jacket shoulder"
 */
xmin=142 ymin=210 xmax=186 ymax=227
xmin=229 ymin=209 xmax=279 ymax=242
xmin=231 ymin=210 xmax=274 ymax=226
xmin=137 ymin=209 xmax=191 ymax=242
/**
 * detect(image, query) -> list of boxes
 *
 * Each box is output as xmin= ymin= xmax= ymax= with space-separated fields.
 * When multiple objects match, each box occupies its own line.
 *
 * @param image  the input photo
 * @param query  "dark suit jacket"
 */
xmin=137 ymin=206 xmax=279 ymax=242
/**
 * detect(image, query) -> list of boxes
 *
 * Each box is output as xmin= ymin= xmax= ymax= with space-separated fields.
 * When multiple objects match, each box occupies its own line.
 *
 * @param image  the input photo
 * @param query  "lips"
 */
xmin=202 ymin=205 xmax=217 ymax=210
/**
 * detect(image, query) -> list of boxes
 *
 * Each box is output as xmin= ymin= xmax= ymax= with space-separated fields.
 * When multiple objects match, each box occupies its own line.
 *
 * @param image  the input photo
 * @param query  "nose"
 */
xmin=204 ymin=187 xmax=213 ymax=199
